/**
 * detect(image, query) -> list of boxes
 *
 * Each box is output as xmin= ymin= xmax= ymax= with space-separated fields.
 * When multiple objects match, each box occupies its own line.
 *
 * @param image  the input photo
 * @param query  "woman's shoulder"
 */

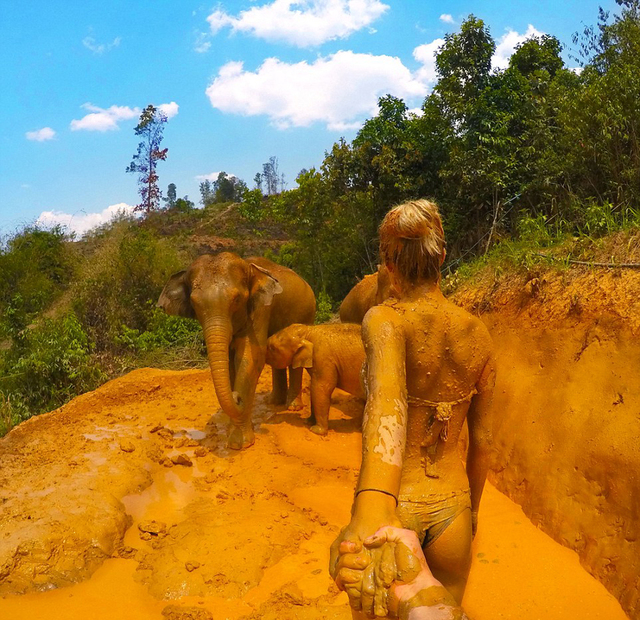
xmin=362 ymin=302 xmax=405 ymax=335
xmin=442 ymin=299 xmax=493 ymax=350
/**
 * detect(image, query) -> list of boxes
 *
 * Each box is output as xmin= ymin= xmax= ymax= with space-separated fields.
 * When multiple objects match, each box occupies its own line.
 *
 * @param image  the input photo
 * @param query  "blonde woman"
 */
xmin=331 ymin=199 xmax=495 ymax=616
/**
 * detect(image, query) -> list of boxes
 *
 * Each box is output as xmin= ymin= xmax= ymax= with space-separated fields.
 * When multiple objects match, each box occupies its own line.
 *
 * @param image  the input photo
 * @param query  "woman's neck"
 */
xmin=394 ymin=279 xmax=443 ymax=301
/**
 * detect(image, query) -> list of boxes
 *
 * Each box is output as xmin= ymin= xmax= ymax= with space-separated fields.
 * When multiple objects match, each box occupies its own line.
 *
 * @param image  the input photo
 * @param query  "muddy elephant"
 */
xmin=265 ymin=323 xmax=365 ymax=435
xmin=338 ymin=264 xmax=392 ymax=324
xmin=158 ymin=252 xmax=316 ymax=449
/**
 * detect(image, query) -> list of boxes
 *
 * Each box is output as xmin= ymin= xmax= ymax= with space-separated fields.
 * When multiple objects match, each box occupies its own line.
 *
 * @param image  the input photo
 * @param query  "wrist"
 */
xmin=353 ymin=490 xmax=399 ymax=524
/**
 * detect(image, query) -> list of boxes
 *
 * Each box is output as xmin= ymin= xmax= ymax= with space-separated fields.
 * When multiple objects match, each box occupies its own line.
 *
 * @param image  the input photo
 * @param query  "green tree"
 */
xmin=164 ymin=183 xmax=177 ymax=208
xmin=213 ymin=172 xmax=248 ymax=203
xmin=126 ymin=105 xmax=168 ymax=213
xmin=199 ymin=180 xmax=215 ymax=207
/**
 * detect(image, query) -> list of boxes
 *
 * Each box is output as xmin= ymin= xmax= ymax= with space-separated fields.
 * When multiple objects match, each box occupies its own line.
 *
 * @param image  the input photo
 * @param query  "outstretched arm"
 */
xmin=466 ymin=350 xmax=496 ymax=535
xmin=330 ymin=306 xmax=407 ymax=615
xmin=354 ymin=306 xmax=408 ymax=525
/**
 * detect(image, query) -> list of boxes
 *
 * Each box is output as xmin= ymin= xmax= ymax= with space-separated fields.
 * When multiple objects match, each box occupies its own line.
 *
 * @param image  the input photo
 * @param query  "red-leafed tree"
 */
xmin=126 ymin=105 xmax=168 ymax=213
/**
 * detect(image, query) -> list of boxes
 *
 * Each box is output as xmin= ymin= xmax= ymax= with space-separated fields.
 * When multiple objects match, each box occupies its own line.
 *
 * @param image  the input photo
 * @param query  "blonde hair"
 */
xmin=379 ymin=199 xmax=445 ymax=283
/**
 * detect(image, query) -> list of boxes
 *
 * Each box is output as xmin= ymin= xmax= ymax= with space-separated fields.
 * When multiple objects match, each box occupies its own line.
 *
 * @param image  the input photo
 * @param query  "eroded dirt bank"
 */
xmin=0 ymin=366 xmax=628 ymax=619
xmin=453 ymin=263 xmax=640 ymax=618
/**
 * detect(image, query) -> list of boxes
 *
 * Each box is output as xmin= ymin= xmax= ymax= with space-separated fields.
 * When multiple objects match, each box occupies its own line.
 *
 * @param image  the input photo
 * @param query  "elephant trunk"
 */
xmin=202 ymin=317 xmax=243 ymax=423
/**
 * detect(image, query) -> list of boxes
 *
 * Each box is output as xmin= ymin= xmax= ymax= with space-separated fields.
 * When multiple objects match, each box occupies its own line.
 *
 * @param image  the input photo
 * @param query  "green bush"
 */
xmin=0 ymin=225 xmax=75 ymax=338
xmin=115 ymin=308 xmax=203 ymax=353
xmin=0 ymin=313 xmax=105 ymax=415
xmin=314 ymin=291 xmax=335 ymax=324
xmin=73 ymin=222 xmax=184 ymax=349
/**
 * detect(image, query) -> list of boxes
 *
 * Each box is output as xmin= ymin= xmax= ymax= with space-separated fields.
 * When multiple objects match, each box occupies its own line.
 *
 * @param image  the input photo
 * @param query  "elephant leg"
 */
xmin=227 ymin=336 xmax=266 ymax=450
xmin=269 ymin=368 xmax=288 ymax=405
xmin=309 ymin=369 xmax=337 ymax=436
xmin=286 ymin=367 xmax=304 ymax=411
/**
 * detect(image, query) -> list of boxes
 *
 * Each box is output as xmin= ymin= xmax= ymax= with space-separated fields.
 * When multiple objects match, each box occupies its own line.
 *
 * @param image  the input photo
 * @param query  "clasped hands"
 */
xmin=331 ymin=525 xmax=438 ymax=619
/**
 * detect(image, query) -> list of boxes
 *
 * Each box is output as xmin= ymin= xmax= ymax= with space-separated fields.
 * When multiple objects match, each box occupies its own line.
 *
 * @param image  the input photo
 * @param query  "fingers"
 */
xmin=364 ymin=526 xmax=419 ymax=548
xmin=373 ymin=582 xmax=388 ymax=617
xmin=344 ymin=584 xmax=363 ymax=611
xmin=330 ymin=528 xmax=362 ymax=579
xmin=336 ymin=567 xmax=365 ymax=586
xmin=360 ymin=561 xmax=377 ymax=617
xmin=377 ymin=542 xmax=397 ymax=589
xmin=340 ymin=539 xmax=363 ymax=554
xmin=338 ymin=552 xmax=370 ymax=571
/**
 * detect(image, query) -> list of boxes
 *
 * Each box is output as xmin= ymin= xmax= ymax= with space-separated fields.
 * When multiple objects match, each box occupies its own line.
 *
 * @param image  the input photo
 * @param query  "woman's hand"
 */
xmin=330 ymin=507 xmax=402 ymax=617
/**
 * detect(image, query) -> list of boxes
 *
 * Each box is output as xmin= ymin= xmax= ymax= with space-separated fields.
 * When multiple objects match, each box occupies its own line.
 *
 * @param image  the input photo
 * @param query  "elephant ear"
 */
xmin=292 ymin=339 xmax=313 ymax=369
xmin=157 ymin=270 xmax=195 ymax=318
xmin=250 ymin=263 xmax=283 ymax=308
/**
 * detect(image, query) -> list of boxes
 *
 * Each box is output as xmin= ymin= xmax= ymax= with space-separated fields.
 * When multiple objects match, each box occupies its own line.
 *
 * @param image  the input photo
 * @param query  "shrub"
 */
xmin=315 ymin=291 xmax=335 ymax=324
xmin=73 ymin=222 xmax=185 ymax=349
xmin=1 ymin=313 xmax=106 ymax=415
xmin=0 ymin=225 xmax=76 ymax=337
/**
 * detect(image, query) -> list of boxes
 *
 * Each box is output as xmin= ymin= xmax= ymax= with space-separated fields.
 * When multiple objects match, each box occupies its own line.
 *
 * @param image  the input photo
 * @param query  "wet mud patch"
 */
xmin=0 ymin=366 xmax=629 ymax=619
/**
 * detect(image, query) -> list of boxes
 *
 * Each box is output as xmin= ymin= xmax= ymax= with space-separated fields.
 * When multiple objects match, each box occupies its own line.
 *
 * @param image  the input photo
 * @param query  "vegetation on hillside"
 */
xmin=242 ymin=1 xmax=640 ymax=301
xmin=2 ymin=2 xmax=640 ymax=434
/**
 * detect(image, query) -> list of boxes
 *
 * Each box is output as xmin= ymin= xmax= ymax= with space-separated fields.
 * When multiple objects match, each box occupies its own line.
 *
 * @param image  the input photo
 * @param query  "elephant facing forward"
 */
xmin=158 ymin=252 xmax=316 ymax=449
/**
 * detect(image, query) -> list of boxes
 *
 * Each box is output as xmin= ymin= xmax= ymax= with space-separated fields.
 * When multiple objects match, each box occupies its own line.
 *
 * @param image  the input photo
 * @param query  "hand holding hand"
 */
xmin=364 ymin=527 xmax=465 ymax=619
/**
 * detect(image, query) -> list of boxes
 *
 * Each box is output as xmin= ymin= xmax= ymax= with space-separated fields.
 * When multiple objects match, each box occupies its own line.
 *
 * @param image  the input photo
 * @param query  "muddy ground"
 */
xmin=0 ymin=366 xmax=628 ymax=619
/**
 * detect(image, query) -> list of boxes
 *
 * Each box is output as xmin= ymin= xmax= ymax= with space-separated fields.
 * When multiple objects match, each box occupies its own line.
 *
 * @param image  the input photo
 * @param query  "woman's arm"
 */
xmin=330 ymin=306 xmax=408 ymax=615
xmin=331 ymin=307 xmax=407 ymax=565
xmin=354 ymin=305 xmax=408 ymax=528
xmin=466 ymin=349 xmax=496 ymax=535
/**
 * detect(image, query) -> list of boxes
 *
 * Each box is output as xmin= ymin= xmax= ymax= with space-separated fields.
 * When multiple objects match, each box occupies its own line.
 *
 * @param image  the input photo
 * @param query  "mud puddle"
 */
xmin=0 ymin=368 xmax=630 ymax=619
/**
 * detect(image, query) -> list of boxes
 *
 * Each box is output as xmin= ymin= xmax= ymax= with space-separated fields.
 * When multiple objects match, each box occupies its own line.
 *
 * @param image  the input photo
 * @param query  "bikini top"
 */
xmin=407 ymin=389 xmax=478 ymax=442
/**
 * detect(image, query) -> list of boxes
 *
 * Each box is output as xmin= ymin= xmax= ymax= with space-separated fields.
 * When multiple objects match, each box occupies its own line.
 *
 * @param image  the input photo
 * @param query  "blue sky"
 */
xmin=1 ymin=0 xmax=618 ymax=236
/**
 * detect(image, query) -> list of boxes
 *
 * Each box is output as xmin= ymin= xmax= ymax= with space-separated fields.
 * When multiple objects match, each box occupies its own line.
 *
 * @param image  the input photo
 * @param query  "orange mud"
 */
xmin=0 ymin=367 xmax=628 ymax=619
xmin=453 ymin=264 xmax=640 ymax=618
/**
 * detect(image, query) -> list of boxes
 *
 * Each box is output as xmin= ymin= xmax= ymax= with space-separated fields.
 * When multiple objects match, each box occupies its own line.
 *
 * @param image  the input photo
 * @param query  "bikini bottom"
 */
xmin=396 ymin=489 xmax=471 ymax=547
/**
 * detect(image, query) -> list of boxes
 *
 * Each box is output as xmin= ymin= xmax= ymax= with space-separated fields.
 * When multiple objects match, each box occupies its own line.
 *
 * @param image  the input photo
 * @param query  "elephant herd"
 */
xmin=157 ymin=251 xmax=386 ymax=449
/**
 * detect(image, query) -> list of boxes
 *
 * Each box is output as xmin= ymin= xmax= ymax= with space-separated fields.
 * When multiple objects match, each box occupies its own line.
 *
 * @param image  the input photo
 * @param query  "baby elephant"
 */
xmin=266 ymin=323 xmax=365 ymax=435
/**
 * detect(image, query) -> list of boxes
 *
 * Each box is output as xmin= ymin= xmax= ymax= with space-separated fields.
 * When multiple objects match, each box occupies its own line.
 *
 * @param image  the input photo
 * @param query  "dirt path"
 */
xmin=0 ymin=368 xmax=628 ymax=619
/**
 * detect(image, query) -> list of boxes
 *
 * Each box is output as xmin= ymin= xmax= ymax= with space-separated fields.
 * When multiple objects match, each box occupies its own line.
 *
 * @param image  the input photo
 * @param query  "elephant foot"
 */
xmin=228 ymin=423 xmax=255 ymax=450
xmin=286 ymin=397 xmax=304 ymax=411
xmin=310 ymin=424 xmax=328 ymax=436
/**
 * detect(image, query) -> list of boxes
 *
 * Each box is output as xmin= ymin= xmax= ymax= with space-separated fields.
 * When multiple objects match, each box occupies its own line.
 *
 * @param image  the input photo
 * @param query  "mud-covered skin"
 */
xmin=336 ymin=526 xmax=470 ymax=619
xmin=339 ymin=266 xmax=392 ymax=324
xmin=158 ymin=252 xmax=316 ymax=449
xmin=266 ymin=323 xmax=366 ymax=435
xmin=333 ymin=277 xmax=495 ymax=613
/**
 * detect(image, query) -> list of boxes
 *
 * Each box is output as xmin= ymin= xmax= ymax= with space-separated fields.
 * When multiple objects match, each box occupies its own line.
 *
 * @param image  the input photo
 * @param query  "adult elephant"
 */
xmin=158 ymin=252 xmax=316 ymax=449
xmin=338 ymin=264 xmax=392 ymax=324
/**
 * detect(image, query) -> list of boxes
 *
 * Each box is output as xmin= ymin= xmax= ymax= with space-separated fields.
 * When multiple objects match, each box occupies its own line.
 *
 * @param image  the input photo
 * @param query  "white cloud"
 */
xmin=205 ymin=51 xmax=427 ymax=130
xmin=37 ymin=203 xmax=137 ymax=237
xmin=158 ymin=101 xmax=179 ymax=119
xmin=440 ymin=14 xmax=454 ymax=24
xmin=194 ymin=32 xmax=211 ymax=53
xmin=195 ymin=171 xmax=237 ymax=182
xmin=413 ymin=38 xmax=445 ymax=86
xmin=70 ymin=103 xmax=140 ymax=132
xmin=70 ymin=102 xmax=178 ymax=131
xmin=82 ymin=36 xmax=121 ymax=55
xmin=207 ymin=0 xmax=390 ymax=48
xmin=26 ymin=127 xmax=56 ymax=142
xmin=493 ymin=25 xmax=543 ymax=70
